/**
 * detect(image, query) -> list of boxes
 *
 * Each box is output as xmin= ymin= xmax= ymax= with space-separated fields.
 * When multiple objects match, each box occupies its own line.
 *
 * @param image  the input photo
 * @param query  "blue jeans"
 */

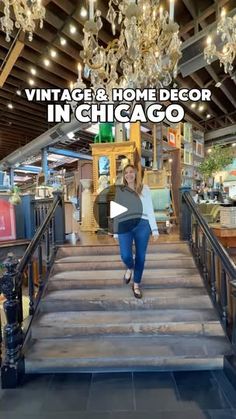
xmin=118 ymin=218 xmax=151 ymax=284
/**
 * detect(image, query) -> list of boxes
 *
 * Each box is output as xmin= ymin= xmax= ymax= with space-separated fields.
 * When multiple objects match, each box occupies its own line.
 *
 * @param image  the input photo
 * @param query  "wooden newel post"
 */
xmin=0 ymin=253 xmax=25 ymax=388
xmin=53 ymin=191 xmax=65 ymax=245
xmin=231 ymin=281 xmax=236 ymax=347
xmin=179 ymin=187 xmax=192 ymax=241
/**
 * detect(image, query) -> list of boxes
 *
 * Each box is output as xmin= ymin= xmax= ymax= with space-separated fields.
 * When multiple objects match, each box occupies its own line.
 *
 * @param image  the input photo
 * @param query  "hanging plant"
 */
xmin=9 ymin=186 xmax=21 ymax=205
xmin=198 ymin=145 xmax=233 ymax=185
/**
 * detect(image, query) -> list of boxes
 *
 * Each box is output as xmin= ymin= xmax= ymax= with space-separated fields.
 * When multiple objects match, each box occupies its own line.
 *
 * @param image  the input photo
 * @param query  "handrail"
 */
xmin=183 ymin=191 xmax=236 ymax=280
xmin=0 ymin=191 xmax=65 ymax=388
xmin=17 ymin=194 xmax=60 ymax=280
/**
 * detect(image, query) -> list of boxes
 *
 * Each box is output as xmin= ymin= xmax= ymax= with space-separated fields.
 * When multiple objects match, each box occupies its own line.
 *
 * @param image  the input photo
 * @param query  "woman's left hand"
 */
xmin=152 ymin=234 xmax=159 ymax=242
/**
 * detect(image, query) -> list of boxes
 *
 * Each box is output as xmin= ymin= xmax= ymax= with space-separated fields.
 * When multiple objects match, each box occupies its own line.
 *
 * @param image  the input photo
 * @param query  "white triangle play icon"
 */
xmin=110 ymin=201 xmax=128 ymax=219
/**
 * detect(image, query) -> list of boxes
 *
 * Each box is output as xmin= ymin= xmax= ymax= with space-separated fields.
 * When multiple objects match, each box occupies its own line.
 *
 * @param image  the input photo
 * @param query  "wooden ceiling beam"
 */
xmin=0 ymin=121 xmax=46 ymax=136
xmin=21 ymin=47 xmax=76 ymax=84
xmin=181 ymin=1 xmax=236 ymax=119
xmin=0 ymin=137 xmax=37 ymax=148
xmin=181 ymin=0 xmax=198 ymax=20
xmin=1 ymin=83 xmax=43 ymax=107
xmin=0 ymin=110 xmax=48 ymax=130
xmin=0 ymin=130 xmax=37 ymax=141
xmin=176 ymin=76 xmax=219 ymax=124
xmin=190 ymin=73 xmax=230 ymax=116
xmin=0 ymin=123 xmax=40 ymax=136
xmin=23 ymin=33 xmax=81 ymax=63
xmin=52 ymin=0 xmax=112 ymax=45
xmin=0 ymin=114 xmax=46 ymax=131
xmin=0 ymin=141 xmax=25 ymax=149
xmin=180 ymin=0 xmax=229 ymax=36
xmin=0 ymin=39 xmax=24 ymax=88
xmin=23 ymin=36 xmax=80 ymax=75
xmin=0 ymin=43 xmax=71 ymax=88
xmin=4 ymin=66 xmax=55 ymax=89
xmin=0 ymin=88 xmax=48 ymax=114
xmin=0 ymin=97 xmax=48 ymax=122
xmin=206 ymin=65 xmax=236 ymax=111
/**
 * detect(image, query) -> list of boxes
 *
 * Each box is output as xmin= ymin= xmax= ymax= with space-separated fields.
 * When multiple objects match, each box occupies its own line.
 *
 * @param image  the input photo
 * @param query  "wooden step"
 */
xmin=51 ymin=266 xmax=199 ymax=278
xmin=32 ymin=309 xmax=224 ymax=339
xmin=41 ymin=288 xmax=213 ymax=312
xmin=56 ymin=242 xmax=190 ymax=258
xmin=24 ymin=335 xmax=231 ymax=373
xmin=48 ymin=272 xmax=203 ymax=291
xmin=53 ymin=258 xmax=196 ymax=272
xmin=55 ymin=253 xmax=194 ymax=265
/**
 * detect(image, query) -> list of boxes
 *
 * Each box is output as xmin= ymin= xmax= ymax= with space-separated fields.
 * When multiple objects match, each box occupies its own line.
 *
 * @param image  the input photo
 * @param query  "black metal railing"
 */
xmin=0 ymin=191 xmax=65 ymax=388
xmin=33 ymin=199 xmax=52 ymax=231
xmin=180 ymin=188 xmax=236 ymax=344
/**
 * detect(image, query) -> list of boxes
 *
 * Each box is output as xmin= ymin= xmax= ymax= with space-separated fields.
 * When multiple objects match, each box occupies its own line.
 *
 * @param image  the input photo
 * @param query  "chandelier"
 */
xmin=204 ymin=8 xmax=236 ymax=74
xmin=81 ymin=0 xmax=182 ymax=97
xmin=0 ymin=0 xmax=45 ymax=42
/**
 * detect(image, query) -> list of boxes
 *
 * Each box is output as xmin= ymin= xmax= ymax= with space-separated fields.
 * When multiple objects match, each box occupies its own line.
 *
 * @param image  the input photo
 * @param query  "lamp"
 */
xmin=0 ymin=0 xmax=45 ymax=42
xmin=204 ymin=8 xmax=236 ymax=74
xmin=81 ymin=0 xmax=182 ymax=97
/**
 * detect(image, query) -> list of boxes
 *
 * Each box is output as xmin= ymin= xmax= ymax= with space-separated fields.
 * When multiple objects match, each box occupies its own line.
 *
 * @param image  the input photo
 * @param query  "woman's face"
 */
xmin=124 ymin=166 xmax=136 ymax=184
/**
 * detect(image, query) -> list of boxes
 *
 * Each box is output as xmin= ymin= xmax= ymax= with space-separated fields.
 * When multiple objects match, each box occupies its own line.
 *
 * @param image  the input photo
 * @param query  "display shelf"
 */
xmin=90 ymin=141 xmax=138 ymax=192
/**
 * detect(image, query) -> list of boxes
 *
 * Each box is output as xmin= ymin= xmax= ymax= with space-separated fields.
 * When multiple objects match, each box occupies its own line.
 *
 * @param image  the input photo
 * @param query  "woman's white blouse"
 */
xmin=140 ymin=185 xmax=159 ymax=236
xmin=113 ymin=184 xmax=159 ymax=237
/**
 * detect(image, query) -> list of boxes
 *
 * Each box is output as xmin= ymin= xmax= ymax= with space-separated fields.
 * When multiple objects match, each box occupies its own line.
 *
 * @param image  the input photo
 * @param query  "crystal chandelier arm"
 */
xmin=1 ymin=0 xmax=45 ymax=41
xmin=82 ymin=0 xmax=182 ymax=91
xmin=204 ymin=12 xmax=236 ymax=74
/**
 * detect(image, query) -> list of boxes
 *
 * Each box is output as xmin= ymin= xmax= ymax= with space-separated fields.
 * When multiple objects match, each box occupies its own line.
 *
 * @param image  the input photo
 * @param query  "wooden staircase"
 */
xmin=23 ymin=241 xmax=231 ymax=373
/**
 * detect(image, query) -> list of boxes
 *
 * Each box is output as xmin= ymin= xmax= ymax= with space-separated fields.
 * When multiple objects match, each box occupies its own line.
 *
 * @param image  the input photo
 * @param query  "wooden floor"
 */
xmin=71 ymin=226 xmax=180 ymax=247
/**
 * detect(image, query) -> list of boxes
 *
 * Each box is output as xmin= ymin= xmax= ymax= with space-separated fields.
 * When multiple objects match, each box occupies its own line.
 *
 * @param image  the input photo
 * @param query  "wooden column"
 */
xmin=157 ymin=124 xmax=163 ymax=170
xmin=152 ymin=124 xmax=157 ymax=170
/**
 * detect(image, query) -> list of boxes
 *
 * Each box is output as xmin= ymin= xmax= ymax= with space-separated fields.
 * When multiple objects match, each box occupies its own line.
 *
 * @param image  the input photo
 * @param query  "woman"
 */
xmin=114 ymin=164 xmax=159 ymax=298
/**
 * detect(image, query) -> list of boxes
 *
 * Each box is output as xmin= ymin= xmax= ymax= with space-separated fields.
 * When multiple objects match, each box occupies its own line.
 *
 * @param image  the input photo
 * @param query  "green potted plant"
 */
xmin=9 ymin=185 xmax=21 ymax=205
xmin=199 ymin=145 xmax=233 ymax=187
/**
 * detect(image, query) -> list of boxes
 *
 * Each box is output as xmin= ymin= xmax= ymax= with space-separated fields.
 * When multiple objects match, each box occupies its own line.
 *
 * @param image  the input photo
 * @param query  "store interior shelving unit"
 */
xmin=178 ymin=123 xmax=205 ymax=190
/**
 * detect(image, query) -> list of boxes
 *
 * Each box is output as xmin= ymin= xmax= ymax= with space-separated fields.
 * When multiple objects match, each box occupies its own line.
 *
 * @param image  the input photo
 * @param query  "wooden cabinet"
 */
xmin=90 ymin=141 xmax=139 ymax=193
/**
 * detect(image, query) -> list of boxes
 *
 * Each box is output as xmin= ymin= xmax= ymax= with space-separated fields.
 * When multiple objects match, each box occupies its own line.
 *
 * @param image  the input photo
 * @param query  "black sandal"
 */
xmin=123 ymin=269 xmax=132 ymax=284
xmin=132 ymin=284 xmax=142 ymax=299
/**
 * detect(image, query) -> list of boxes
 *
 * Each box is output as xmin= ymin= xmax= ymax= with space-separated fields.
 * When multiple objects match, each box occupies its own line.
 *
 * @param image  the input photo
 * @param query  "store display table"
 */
xmin=211 ymin=224 xmax=236 ymax=248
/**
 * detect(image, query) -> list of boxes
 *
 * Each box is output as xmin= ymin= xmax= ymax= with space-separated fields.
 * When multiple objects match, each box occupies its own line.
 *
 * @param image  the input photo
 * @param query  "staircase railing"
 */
xmin=180 ymin=187 xmax=236 ymax=345
xmin=0 ymin=191 xmax=65 ymax=388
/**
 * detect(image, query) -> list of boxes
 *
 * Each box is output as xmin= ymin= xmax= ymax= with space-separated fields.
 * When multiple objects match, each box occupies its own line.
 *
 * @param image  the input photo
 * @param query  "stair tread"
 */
xmin=52 ymin=268 xmax=199 ymax=278
xmin=41 ymin=288 xmax=213 ymax=311
xmin=47 ymin=278 xmax=203 ymax=291
xmin=25 ymin=239 xmax=232 ymax=374
xmin=25 ymin=335 xmax=231 ymax=361
xmin=44 ymin=287 xmax=208 ymax=300
xmin=57 ymin=243 xmax=190 ymax=256
xmin=55 ymin=254 xmax=193 ymax=263
xmin=35 ymin=309 xmax=220 ymax=326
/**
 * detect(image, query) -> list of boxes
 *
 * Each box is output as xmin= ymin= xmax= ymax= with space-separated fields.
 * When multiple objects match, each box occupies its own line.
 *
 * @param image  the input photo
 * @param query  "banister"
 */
xmin=0 ymin=191 xmax=65 ymax=388
xmin=183 ymin=191 xmax=236 ymax=280
xmin=17 ymin=194 xmax=60 ymax=279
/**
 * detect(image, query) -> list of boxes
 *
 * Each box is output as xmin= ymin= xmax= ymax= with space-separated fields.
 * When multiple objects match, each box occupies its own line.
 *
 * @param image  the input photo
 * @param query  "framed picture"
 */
xmin=184 ymin=123 xmax=192 ymax=143
xmin=0 ymin=200 xmax=16 ymax=241
xmin=168 ymin=128 xmax=177 ymax=147
xmin=184 ymin=149 xmax=193 ymax=165
xmin=195 ymin=141 xmax=204 ymax=157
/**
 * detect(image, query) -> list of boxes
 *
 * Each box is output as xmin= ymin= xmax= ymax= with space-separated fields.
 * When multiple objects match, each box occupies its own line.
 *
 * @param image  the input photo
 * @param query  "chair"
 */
xmin=150 ymin=188 xmax=173 ymax=233
xmin=198 ymin=203 xmax=220 ymax=224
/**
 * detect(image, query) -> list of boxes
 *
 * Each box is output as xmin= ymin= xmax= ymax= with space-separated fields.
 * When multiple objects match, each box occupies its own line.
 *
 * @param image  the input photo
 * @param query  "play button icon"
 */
xmin=110 ymin=201 xmax=128 ymax=219
xmin=93 ymin=185 xmax=143 ymax=235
